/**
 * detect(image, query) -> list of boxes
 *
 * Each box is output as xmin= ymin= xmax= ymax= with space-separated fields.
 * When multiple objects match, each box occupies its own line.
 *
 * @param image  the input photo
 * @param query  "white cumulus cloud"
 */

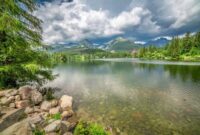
xmin=35 ymin=0 xmax=158 ymax=44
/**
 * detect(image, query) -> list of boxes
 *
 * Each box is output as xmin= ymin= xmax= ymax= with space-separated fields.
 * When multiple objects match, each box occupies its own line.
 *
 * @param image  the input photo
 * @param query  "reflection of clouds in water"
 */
xmin=47 ymin=66 xmax=143 ymax=102
xmin=47 ymin=62 xmax=200 ymax=135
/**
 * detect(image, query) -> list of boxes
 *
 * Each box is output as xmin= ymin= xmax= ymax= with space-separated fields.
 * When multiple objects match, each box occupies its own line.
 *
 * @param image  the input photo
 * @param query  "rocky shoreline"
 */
xmin=0 ymin=86 xmax=78 ymax=135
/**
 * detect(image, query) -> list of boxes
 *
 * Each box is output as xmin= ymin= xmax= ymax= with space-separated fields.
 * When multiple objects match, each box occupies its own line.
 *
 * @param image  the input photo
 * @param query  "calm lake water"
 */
xmin=48 ymin=58 xmax=200 ymax=135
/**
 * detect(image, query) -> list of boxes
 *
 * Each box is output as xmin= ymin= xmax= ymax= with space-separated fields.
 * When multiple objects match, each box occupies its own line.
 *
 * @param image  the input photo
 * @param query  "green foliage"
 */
xmin=50 ymin=113 xmax=61 ymax=120
xmin=74 ymin=121 xmax=110 ymax=135
xmin=137 ymin=32 xmax=200 ymax=61
xmin=0 ymin=0 xmax=53 ymax=88
xmin=51 ymin=49 xmax=133 ymax=63
xmin=45 ymin=89 xmax=55 ymax=101
xmin=32 ymin=128 xmax=45 ymax=135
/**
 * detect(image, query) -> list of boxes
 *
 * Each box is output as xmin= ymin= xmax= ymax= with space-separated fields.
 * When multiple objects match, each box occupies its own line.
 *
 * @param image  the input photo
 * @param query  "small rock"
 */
xmin=34 ymin=106 xmax=42 ymax=113
xmin=61 ymin=110 xmax=73 ymax=120
xmin=15 ymin=95 xmax=21 ymax=101
xmin=61 ymin=121 xmax=76 ymax=133
xmin=41 ymin=101 xmax=52 ymax=111
xmin=9 ymin=103 xmax=16 ymax=108
xmin=18 ymin=86 xmax=33 ymax=100
xmin=60 ymin=95 xmax=73 ymax=111
xmin=49 ymin=106 xmax=61 ymax=115
xmin=61 ymin=121 xmax=71 ymax=134
xmin=15 ymin=100 xmax=30 ymax=108
xmin=8 ymin=96 xmax=15 ymax=102
xmin=68 ymin=122 xmax=77 ymax=131
xmin=116 ymin=128 xmax=120 ymax=133
xmin=51 ymin=99 xmax=58 ymax=107
xmin=29 ymin=115 xmax=44 ymax=125
xmin=44 ymin=120 xmax=61 ymax=133
xmin=29 ymin=115 xmax=45 ymax=129
xmin=63 ymin=132 xmax=73 ymax=135
xmin=25 ymin=107 xmax=34 ymax=114
xmin=0 ymin=91 xmax=5 ymax=97
xmin=1 ymin=97 xmax=11 ymax=105
xmin=9 ymin=90 xmax=18 ymax=96
xmin=48 ymin=119 xmax=56 ymax=124
xmin=40 ymin=112 xmax=49 ymax=118
xmin=46 ymin=133 xmax=57 ymax=135
xmin=0 ymin=89 xmax=13 ymax=97
xmin=31 ymin=90 xmax=43 ymax=105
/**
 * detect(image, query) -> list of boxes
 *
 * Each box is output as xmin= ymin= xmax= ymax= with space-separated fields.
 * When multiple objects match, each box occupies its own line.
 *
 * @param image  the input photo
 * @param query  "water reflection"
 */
xmin=47 ymin=59 xmax=200 ymax=135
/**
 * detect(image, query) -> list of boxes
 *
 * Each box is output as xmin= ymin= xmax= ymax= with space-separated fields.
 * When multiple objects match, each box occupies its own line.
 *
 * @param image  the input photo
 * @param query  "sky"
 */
xmin=36 ymin=0 xmax=200 ymax=44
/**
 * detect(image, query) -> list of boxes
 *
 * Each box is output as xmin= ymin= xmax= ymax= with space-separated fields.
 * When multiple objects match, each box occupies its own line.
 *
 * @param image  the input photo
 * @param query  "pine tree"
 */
xmin=0 ymin=0 xmax=53 ymax=88
xmin=182 ymin=32 xmax=192 ymax=53
xmin=194 ymin=32 xmax=200 ymax=48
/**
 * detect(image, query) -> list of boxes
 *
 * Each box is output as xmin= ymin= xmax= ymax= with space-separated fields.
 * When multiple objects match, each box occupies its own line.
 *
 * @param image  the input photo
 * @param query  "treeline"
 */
xmin=137 ymin=32 xmax=200 ymax=61
xmin=52 ymin=49 xmax=133 ymax=63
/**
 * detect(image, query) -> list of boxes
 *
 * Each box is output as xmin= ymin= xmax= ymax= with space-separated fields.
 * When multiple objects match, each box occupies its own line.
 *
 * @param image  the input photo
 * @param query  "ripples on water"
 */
xmin=47 ymin=59 xmax=200 ymax=135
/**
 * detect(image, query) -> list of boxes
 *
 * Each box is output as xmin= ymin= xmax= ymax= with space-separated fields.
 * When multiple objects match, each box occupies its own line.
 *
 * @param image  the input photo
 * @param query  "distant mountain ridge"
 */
xmin=144 ymin=37 xmax=170 ymax=47
xmin=105 ymin=37 xmax=142 ymax=52
xmin=47 ymin=37 xmax=170 ymax=52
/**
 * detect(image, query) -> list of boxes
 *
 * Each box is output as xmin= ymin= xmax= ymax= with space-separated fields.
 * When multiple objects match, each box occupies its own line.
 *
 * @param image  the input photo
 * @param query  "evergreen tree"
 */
xmin=194 ymin=32 xmax=200 ymax=48
xmin=0 ymin=0 xmax=53 ymax=88
xmin=182 ymin=32 xmax=192 ymax=53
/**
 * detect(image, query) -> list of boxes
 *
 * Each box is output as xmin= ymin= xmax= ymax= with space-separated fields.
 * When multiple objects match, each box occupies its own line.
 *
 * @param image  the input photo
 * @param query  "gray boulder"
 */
xmin=1 ymin=97 xmax=12 ymax=105
xmin=60 ymin=95 xmax=73 ymax=111
xmin=40 ymin=101 xmax=52 ymax=111
xmin=61 ymin=110 xmax=73 ymax=120
xmin=44 ymin=120 xmax=61 ymax=133
xmin=18 ymin=86 xmax=33 ymax=100
xmin=15 ymin=100 xmax=30 ymax=108
xmin=15 ymin=95 xmax=21 ymax=101
xmin=31 ymin=90 xmax=43 ymax=105
xmin=25 ymin=107 xmax=34 ymax=114
xmin=49 ymin=106 xmax=61 ymax=115
xmin=9 ymin=103 xmax=16 ymax=108
xmin=63 ymin=132 xmax=73 ymax=135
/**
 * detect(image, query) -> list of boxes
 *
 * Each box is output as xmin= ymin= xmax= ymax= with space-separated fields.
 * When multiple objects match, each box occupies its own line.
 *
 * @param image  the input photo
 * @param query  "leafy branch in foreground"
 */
xmin=0 ymin=0 xmax=53 ymax=88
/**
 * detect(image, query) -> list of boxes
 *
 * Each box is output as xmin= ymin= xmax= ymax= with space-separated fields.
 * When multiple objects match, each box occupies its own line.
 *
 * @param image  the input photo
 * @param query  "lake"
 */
xmin=48 ymin=58 xmax=200 ymax=135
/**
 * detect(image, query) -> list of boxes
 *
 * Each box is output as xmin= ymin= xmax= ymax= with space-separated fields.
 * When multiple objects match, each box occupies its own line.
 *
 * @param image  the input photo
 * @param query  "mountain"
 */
xmin=105 ymin=37 xmax=142 ymax=52
xmin=46 ymin=39 xmax=93 ymax=52
xmin=145 ymin=37 xmax=170 ymax=47
xmin=78 ymin=39 xmax=94 ymax=48
xmin=46 ymin=37 xmax=144 ymax=53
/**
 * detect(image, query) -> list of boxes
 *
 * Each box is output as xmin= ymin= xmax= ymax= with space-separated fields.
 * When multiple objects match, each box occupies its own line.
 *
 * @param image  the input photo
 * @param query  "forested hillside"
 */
xmin=137 ymin=32 xmax=200 ymax=61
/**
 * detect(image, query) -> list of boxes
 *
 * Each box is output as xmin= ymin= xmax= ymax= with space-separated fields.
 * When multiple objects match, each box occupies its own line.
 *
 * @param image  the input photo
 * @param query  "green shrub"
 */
xmin=51 ymin=113 xmax=61 ymax=120
xmin=32 ymin=129 xmax=45 ymax=135
xmin=74 ymin=121 xmax=110 ymax=135
xmin=45 ymin=90 xmax=55 ymax=101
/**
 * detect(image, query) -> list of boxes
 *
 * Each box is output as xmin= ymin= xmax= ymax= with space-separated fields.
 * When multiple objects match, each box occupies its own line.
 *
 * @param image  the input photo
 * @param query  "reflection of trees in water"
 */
xmin=62 ymin=61 xmax=200 ymax=83
xmin=127 ymin=62 xmax=200 ymax=83
xmin=135 ymin=63 xmax=158 ymax=72
xmin=163 ymin=65 xmax=200 ymax=82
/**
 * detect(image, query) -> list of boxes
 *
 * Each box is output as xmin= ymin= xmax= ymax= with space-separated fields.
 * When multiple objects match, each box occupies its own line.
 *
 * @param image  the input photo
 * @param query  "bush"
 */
xmin=51 ymin=113 xmax=61 ymax=120
xmin=74 ymin=121 xmax=110 ymax=135
xmin=32 ymin=128 xmax=45 ymax=135
xmin=39 ymin=87 xmax=56 ymax=101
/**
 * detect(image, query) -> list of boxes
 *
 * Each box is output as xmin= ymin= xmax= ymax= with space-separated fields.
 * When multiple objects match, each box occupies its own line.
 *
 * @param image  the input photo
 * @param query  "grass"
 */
xmin=51 ymin=113 xmax=62 ymax=120
xmin=32 ymin=128 xmax=45 ymax=135
xmin=74 ymin=121 xmax=110 ymax=135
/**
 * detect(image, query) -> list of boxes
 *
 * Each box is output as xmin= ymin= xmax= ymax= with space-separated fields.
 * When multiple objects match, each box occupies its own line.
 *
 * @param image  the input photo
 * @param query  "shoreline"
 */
xmin=0 ymin=86 xmax=77 ymax=135
xmin=95 ymin=58 xmax=200 ymax=65
xmin=0 ymin=86 xmax=111 ymax=135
